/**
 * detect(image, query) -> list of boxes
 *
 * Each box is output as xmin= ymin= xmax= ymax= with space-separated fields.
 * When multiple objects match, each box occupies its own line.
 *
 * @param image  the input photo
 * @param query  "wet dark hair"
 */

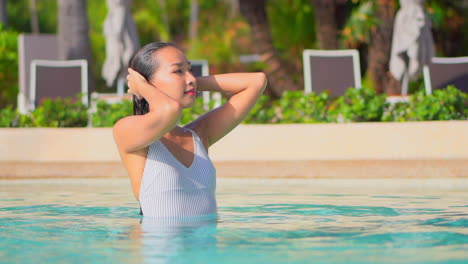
xmin=130 ymin=42 xmax=177 ymax=115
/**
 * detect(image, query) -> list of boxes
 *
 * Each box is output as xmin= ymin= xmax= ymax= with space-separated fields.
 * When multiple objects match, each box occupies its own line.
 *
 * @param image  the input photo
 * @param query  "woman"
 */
xmin=113 ymin=42 xmax=267 ymax=218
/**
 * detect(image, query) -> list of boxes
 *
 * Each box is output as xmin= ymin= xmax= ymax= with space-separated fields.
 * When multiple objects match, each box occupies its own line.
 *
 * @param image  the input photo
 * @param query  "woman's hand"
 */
xmin=114 ymin=67 xmax=184 ymax=153
xmin=191 ymin=72 xmax=267 ymax=147
xmin=126 ymin=68 xmax=148 ymax=100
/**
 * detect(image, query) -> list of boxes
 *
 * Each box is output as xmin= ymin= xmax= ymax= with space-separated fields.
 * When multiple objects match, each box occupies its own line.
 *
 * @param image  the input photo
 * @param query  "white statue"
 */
xmin=390 ymin=0 xmax=435 ymax=94
xmin=102 ymin=0 xmax=139 ymax=94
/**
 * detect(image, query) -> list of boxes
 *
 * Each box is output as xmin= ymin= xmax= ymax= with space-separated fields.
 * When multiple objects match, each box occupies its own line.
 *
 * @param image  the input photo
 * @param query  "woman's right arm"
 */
xmin=113 ymin=68 xmax=182 ymax=153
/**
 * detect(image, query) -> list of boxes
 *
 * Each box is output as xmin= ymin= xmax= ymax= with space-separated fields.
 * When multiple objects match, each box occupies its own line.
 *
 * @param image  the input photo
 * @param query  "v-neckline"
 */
xmin=159 ymin=129 xmax=196 ymax=169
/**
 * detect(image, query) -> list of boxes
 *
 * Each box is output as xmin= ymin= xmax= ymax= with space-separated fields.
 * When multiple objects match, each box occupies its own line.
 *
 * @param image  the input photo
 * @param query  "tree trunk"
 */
xmin=225 ymin=0 xmax=239 ymax=18
xmin=367 ymin=0 xmax=396 ymax=94
xmin=0 ymin=0 xmax=7 ymax=28
xmin=58 ymin=0 xmax=94 ymax=92
xmin=58 ymin=0 xmax=92 ymax=60
xmin=311 ymin=0 xmax=342 ymax=49
xmin=157 ymin=0 xmax=170 ymax=41
xmin=434 ymin=14 xmax=464 ymax=57
xmin=431 ymin=1 xmax=467 ymax=57
xmin=239 ymin=0 xmax=299 ymax=97
xmin=189 ymin=0 xmax=199 ymax=40
xmin=29 ymin=0 xmax=40 ymax=33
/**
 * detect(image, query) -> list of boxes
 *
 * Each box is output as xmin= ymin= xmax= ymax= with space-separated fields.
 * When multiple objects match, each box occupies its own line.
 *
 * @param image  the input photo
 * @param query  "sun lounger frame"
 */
xmin=303 ymin=49 xmax=362 ymax=96
xmin=29 ymin=59 xmax=89 ymax=109
xmin=423 ymin=56 xmax=468 ymax=95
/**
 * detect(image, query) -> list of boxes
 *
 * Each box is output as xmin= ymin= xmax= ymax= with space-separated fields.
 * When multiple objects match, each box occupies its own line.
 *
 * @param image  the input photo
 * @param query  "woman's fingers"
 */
xmin=126 ymin=68 xmax=145 ymax=99
xmin=128 ymin=68 xmax=146 ymax=82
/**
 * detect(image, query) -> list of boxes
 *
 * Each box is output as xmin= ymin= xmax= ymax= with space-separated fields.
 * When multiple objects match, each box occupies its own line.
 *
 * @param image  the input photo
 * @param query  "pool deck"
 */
xmin=1 ymin=160 xmax=466 ymax=179
xmin=1 ymin=121 xmax=467 ymax=178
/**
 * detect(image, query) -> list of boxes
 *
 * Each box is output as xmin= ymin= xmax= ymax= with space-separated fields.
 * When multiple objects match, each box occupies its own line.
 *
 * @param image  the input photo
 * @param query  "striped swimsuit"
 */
xmin=139 ymin=128 xmax=217 ymax=218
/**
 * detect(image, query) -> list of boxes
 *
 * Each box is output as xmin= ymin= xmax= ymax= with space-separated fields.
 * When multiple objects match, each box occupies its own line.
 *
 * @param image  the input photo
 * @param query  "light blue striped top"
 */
xmin=139 ymin=128 xmax=217 ymax=218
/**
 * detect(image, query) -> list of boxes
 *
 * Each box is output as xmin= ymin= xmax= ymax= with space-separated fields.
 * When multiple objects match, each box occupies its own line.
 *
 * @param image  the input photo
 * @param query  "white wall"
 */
xmin=1 ymin=121 xmax=467 ymax=162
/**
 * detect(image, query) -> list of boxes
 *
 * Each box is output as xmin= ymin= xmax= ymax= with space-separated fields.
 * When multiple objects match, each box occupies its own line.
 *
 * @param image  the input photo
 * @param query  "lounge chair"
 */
xmin=190 ymin=60 xmax=221 ymax=109
xmin=302 ymin=49 xmax=362 ymax=97
xmin=18 ymin=34 xmax=58 ymax=113
xmin=423 ymin=56 xmax=468 ymax=94
xmin=29 ymin=59 xmax=89 ymax=109
xmin=190 ymin=59 xmax=209 ymax=77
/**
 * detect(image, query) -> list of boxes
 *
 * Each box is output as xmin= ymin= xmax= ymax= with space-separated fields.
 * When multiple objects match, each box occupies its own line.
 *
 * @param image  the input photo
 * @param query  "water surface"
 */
xmin=1 ymin=178 xmax=467 ymax=264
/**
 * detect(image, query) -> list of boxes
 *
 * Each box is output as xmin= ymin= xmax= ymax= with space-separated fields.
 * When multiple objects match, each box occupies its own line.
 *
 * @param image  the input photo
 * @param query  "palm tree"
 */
xmin=225 ymin=0 xmax=239 ymax=18
xmin=189 ymin=0 xmax=199 ymax=41
xmin=0 ymin=0 xmax=7 ymax=27
xmin=311 ymin=0 xmax=347 ymax=49
xmin=430 ymin=0 xmax=468 ymax=57
xmin=58 ymin=0 xmax=92 ymax=60
xmin=57 ymin=0 xmax=94 ymax=90
xmin=238 ymin=0 xmax=299 ymax=97
xmin=29 ymin=0 xmax=39 ymax=33
xmin=367 ymin=0 xmax=396 ymax=94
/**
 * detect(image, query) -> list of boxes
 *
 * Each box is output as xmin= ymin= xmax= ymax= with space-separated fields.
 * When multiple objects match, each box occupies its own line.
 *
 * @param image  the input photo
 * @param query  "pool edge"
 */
xmin=1 ymin=159 xmax=466 ymax=179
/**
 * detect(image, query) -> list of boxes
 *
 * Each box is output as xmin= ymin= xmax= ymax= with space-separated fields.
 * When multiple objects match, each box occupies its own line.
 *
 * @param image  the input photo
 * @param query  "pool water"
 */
xmin=1 ymin=178 xmax=467 ymax=264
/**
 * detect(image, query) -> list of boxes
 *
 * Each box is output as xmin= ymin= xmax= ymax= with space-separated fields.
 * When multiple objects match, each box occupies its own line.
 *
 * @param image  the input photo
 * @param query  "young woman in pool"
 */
xmin=113 ymin=42 xmax=267 ymax=218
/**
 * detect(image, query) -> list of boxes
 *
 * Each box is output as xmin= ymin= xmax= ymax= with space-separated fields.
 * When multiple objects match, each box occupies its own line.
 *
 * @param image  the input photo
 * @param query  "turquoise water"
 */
xmin=1 ymin=178 xmax=467 ymax=264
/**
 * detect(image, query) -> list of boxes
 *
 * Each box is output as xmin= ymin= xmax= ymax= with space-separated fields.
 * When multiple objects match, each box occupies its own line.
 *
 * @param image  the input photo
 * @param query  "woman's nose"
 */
xmin=186 ymin=71 xmax=196 ymax=85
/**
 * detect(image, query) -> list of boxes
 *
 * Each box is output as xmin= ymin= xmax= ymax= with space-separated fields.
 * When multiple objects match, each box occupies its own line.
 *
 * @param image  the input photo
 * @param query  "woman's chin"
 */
xmin=182 ymin=99 xmax=196 ymax=109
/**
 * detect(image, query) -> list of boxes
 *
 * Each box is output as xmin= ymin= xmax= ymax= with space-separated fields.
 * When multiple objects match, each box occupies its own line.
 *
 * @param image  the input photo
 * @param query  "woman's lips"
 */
xmin=185 ymin=89 xmax=196 ymax=96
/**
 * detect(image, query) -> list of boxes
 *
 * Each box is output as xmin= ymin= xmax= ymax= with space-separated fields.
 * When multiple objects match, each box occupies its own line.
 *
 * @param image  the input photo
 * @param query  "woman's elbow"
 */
xmin=254 ymin=72 xmax=267 ymax=93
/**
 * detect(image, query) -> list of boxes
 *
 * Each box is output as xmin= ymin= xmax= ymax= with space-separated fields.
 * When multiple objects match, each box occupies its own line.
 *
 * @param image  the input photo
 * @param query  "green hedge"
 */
xmin=0 ymin=26 xmax=19 ymax=109
xmin=246 ymin=86 xmax=467 ymax=124
xmin=92 ymin=99 xmax=133 ymax=127
xmin=381 ymin=86 xmax=468 ymax=121
xmin=0 ymin=86 xmax=466 ymax=128
xmin=0 ymin=97 xmax=88 ymax=127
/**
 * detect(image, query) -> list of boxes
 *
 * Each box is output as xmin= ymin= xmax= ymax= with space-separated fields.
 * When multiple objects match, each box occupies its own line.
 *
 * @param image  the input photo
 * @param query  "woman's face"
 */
xmin=149 ymin=46 xmax=197 ymax=108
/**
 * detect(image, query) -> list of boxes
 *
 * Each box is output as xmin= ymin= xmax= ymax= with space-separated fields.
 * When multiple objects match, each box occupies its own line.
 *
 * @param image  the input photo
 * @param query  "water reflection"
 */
xmin=133 ymin=215 xmax=219 ymax=264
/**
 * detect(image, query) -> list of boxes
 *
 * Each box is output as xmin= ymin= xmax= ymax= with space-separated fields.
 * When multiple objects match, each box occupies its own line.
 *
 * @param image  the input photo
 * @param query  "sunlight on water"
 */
xmin=0 ymin=178 xmax=467 ymax=264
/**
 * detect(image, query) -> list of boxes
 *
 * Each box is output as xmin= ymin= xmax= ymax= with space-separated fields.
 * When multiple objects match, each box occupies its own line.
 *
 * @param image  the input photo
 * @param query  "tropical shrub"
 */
xmin=408 ymin=86 xmax=467 ymax=121
xmin=381 ymin=101 xmax=411 ymax=122
xmin=26 ymin=97 xmax=89 ymax=127
xmin=92 ymin=99 xmax=133 ymax=127
xmin=243 ymin=95 xmax=277 ymax=124
xmin=277 ymin=91 xmax=331 ymax=123
xmin=0 ymin=107 xmax=21 ymax=127
xmin=0 ymin=26 xmax=19 ymax=108
xmin=0 ymin=86 xmax=466 ymax=127
xmin=0 ymin=96 xmax=88 ymax=127
xmin=382 ymin=86 xmax=468 ymax=121
xmin=327 ymin=87 xmax=387 ymax=122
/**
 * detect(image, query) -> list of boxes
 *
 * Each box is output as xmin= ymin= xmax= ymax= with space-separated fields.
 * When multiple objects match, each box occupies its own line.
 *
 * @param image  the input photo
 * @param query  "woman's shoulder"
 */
xmin=184 ymin=122 xmax=210 ymax=151
xmin=113 ymin=115 xmax=136 ymax=138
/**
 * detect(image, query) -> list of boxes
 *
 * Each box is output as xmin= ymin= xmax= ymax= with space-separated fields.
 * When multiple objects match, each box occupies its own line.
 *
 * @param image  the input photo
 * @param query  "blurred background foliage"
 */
xmin=0 ymin=25 xmax=18 ymax=108
xmin=0 ymin=0 xmax=467 ymax=111
xmin=1 ymin=85 xmax=465 ymax=127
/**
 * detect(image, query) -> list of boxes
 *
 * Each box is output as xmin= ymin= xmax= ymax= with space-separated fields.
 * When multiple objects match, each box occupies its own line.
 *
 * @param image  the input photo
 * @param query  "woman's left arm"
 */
xmin=191 ymin=72 xmax=267 ymax=147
